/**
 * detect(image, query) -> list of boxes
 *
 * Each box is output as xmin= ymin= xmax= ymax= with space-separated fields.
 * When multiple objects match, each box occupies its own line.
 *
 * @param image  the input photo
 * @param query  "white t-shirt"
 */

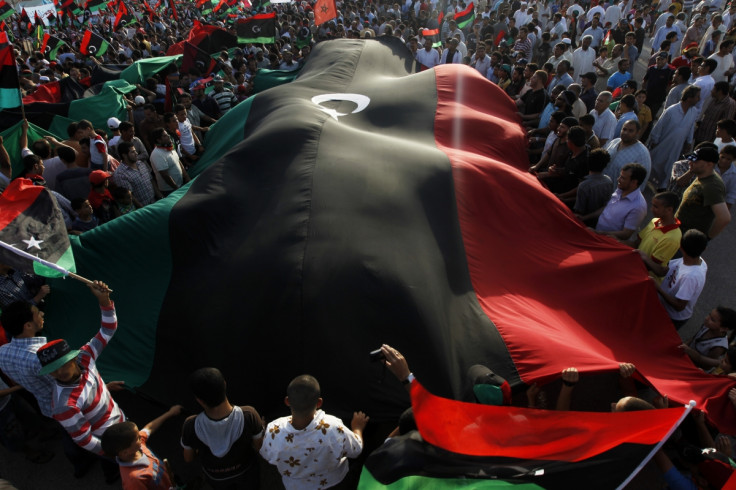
xmin=660 ymin=257 xmax=708 ymax=321
xmin=178 ymin=119 xmax=196 ymax=155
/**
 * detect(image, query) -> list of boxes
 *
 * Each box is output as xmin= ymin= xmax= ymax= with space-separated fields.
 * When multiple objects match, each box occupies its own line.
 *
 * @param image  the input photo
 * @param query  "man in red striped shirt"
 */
xmin=36 ymin=280 xmax=124 ymax=481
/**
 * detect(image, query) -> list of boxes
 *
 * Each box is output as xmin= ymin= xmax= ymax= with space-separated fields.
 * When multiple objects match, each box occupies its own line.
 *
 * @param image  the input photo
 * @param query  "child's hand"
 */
xmin=351 ymin=411 xmax=369 ymax=432
xmin=561 ymin=367 xmax=579 ymax=387
xmin=619 ymin=363 xmax=636 ymax=378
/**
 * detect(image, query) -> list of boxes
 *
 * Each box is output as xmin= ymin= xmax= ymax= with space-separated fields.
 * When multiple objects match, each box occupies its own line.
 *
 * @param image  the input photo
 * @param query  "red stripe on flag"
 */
xmin=456 ymin=2 xmax=473 ymax=19
xmin=0 ymin=178 xmax=44 ymax=230
xmin=494 ymin=30 xmax=505 ymax=46
xmin=430 ymin=66 xmax=736 ymax=434
xmin=411 ymin=381 xmax=684 ymax=461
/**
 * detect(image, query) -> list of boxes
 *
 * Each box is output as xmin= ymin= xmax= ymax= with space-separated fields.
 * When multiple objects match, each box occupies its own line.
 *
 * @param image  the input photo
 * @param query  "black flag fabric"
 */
xmin=44 ymin=38 xmax=736 ymax=438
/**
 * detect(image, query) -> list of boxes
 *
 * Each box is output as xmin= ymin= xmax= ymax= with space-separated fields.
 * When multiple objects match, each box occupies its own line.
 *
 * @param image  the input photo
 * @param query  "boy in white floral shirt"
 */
xmin=260 ymin=375 xmax=368 ymax=490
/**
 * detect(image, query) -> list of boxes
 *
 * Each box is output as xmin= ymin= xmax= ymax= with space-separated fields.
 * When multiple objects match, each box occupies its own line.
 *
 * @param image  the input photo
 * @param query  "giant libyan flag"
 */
xmin=45 ymin=38 xmax=736 ymax=434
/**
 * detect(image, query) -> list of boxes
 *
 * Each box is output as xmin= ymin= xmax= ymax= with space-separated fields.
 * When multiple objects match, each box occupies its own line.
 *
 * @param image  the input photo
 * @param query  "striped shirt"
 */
xmin=51 ymin=304 xmax=124 ymax=455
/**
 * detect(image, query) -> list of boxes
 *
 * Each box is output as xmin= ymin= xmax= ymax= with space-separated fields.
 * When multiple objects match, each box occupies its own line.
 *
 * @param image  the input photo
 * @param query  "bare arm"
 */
xmin=144 ymin=405 xmax=183 ymax=435
xmin=679 ymin=344 xmax=727 ymax=369
xmin=556 ymin=367 xmax=578 ymax=411
xmin=638 ymin=250 xmax=669 ymax=277
xmin=709 ymin=202 xmax=731 ymax=239
xmin=651 ymin=277 xmax=688 ymax=311
xmin=158 ymin=169 xmax=179 ymax=190
xmin=20 ymin=119 xmax=28 ymax=150
xmin=597 ymin=227 xmax=637 ymax=240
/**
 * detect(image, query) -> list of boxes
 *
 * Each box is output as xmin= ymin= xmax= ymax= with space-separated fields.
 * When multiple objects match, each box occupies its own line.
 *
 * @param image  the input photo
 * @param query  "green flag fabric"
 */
xmin=0 ymin=120 xmax=56 ymax=178
xmin=119 ymin=55 xmax=182 ymax=84
xmin=251 ymin=67 xmax=301 ymax=94
xmin=68 ymin=86 xmax=128 ymax=134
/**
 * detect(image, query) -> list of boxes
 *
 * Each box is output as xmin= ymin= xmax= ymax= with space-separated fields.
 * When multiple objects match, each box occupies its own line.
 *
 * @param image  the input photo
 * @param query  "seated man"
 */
xmin=630 ymin=192 xmax=682 ymax=281
xmin=580 ymin=163 xmax=648 ymax=240
xmin=652 ymin=229 xmax=709 ymax=329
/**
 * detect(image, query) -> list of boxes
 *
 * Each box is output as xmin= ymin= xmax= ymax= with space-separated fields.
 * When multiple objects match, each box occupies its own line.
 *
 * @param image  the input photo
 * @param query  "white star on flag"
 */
xmin=22 ymin=236 xmax=43 ymax=250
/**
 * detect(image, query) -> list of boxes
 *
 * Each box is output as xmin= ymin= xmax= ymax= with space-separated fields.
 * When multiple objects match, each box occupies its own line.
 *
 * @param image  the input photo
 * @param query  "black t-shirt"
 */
xmin=521 ymin=88 xmax=548 ymax=116
xmin=181 ymin=405 xmax=263 ymax=481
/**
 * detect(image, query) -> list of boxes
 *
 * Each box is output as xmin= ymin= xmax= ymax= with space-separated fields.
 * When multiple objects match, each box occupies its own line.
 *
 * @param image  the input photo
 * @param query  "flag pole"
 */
xmin=614 ymin=400 xmax=696 ymax=490
xmin=0 ymin=239 xmax=106 ymax=289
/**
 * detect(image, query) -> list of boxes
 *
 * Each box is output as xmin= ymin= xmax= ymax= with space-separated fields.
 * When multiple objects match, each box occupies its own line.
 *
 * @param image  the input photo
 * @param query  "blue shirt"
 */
xmin=596 ymin=188 xmax=648 ymax=233
xmin=607 ymin=71 xmax=631 ymax=90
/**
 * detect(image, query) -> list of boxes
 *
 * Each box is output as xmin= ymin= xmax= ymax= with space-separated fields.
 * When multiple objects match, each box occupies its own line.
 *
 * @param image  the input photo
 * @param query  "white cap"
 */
xmin=39 ymin=76 xmax=50 ymax=82
xmin=134 ymin=95 xmax=145 ymax=105
xmin=561 ymin=37 xmax=572 ymax=45
xmin=107 ymin=117 xmax=121 ymax=129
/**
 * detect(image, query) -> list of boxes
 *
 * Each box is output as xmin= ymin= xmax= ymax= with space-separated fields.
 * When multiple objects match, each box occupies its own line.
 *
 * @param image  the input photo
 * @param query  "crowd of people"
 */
xmin=0 ymin=0 xmax=736 ymax=486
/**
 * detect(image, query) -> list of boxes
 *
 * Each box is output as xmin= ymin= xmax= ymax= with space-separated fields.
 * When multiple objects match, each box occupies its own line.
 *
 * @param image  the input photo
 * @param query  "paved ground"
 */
xmin=1 ymin=39 xmax=734 ymax=490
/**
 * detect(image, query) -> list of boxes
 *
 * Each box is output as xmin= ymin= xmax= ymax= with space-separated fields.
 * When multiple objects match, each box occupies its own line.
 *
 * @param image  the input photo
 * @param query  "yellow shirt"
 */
xmin=638 ymin=218 xmax=682 ymax=281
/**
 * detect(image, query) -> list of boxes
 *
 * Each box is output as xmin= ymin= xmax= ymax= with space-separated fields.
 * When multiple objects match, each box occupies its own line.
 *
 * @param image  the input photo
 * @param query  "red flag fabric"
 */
xmin=411 ymin=381 xmax=685 ymax=461
xmin=313 ymin=0 xmax=336 ymax=25
xmin=180 ymin=41 xmax=217 ymax=75
xmin=23 ymin=80 xmax=62 ymax=103
xmin=430 ymin=65 xmax=736 ymax=434
xmin=166 ymin=20 xmax=231 ymax=55
xmin=494 ymin=29 xmax=506 ymax=46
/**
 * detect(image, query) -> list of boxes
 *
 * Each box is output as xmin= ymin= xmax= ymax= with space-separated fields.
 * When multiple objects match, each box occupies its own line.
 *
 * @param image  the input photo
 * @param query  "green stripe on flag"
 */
xmin=0 ymin=87 xmax=20 ymax=109
xmin=237 ymin=35 xmax=275 ymax=44
xmin=251 ymin=67 xmax=301 ymax=93
xmin=358 ymin=468 xmax=545 ymax=489
xmin=33 ymin=245 xmax=76 ymax=278
xmin=190 ymin=94 xmax=253 ymax=177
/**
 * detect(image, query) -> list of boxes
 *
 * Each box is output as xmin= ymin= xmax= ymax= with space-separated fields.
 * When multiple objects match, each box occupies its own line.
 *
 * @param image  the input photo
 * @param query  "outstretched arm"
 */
xmin=144 ymin=405 xmax=183 ymax=435
xmin=556 ymin=367 xmax=578 ymax=411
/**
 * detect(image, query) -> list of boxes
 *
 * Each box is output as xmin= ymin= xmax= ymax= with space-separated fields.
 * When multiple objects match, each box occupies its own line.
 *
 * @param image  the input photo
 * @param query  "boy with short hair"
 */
xmin=652 ymin=229 xmax=709 ymax=329
xmin=716 ymin=144 xmax=736 ymax=209
xmin=102 ymin=404 xmax=182 ymax=489
xmin=713 ymin=120 xmax=736 ymax=153
xmin=181 ymin=367 xmax=264 ymax=489
xmin=70 ymin=198 xmax=98 ymax=234
xmin=260 ymin=375 xmax=368 ymax=490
